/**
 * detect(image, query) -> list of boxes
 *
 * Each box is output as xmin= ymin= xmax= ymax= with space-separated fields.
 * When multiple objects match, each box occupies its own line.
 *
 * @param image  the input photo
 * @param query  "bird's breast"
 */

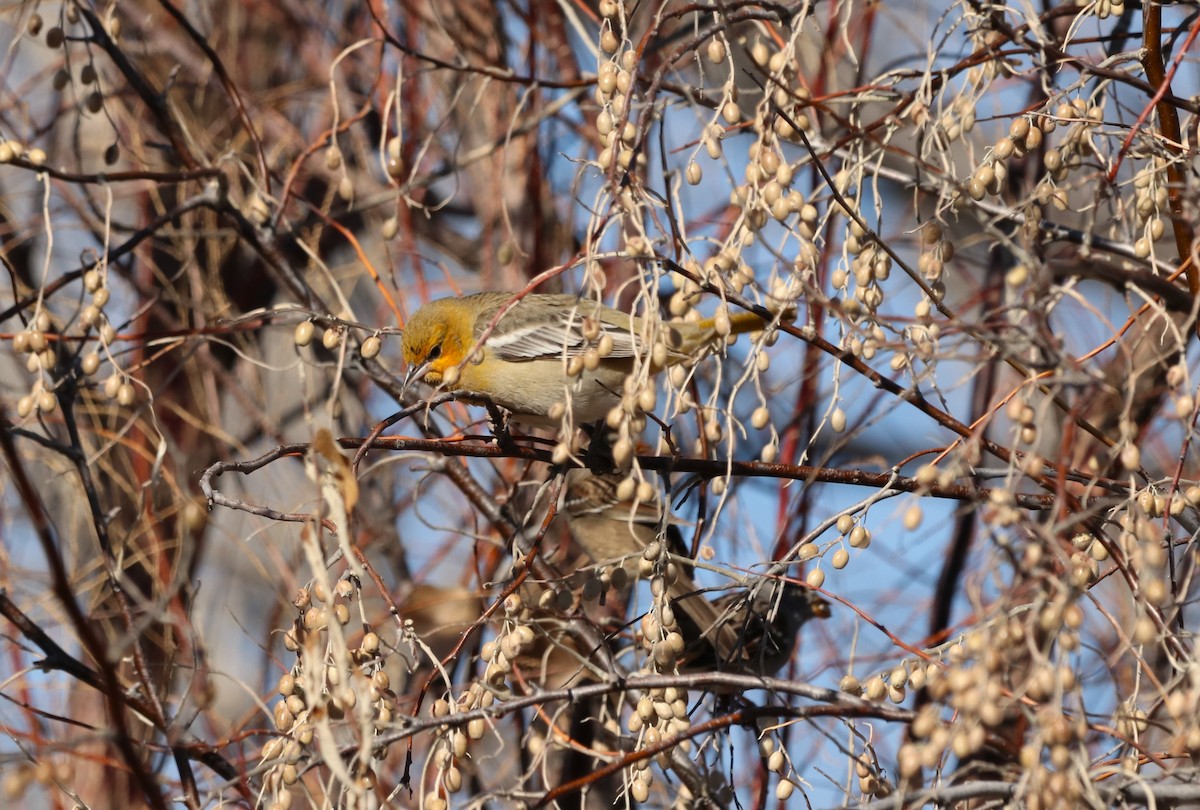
xmin=459 ymin=356 xmax=629 ymax=424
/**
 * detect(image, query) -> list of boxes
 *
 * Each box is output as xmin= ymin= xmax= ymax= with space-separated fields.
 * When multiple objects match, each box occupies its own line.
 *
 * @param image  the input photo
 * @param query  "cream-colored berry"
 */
xmin=751 ymin=406 xmax=771 ymax=430
xmin=904 ymin=505 xmax=923 ymax=530
xmin=830 ymin=408 xmax=846 ymax=432
xmin=116 ymin=382 xmax=136 ymax=406
xmin=294 ymin=321 xmax=314 ymax=347
xmin=636 ymin=480 xmax=654 ymax=503
xmin=849 ymin=526 xmax=870 ymax=548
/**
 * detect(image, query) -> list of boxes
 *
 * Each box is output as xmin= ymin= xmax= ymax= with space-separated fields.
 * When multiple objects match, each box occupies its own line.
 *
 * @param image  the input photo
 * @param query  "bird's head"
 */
xmin=777 ymin=582 xmax=832 ymax=626
xmin=400 ymin=299 xmax=470 ymax=389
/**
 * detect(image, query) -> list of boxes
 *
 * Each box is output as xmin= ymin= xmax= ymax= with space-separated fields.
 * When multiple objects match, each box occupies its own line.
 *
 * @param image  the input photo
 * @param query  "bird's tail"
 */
xmin=698 ymin=306 xmax=795 ymax=338
xmin=659 ymin=304 xmax=795 ymax=367
xmin=729 ymin=310 xmax=770 ymax=335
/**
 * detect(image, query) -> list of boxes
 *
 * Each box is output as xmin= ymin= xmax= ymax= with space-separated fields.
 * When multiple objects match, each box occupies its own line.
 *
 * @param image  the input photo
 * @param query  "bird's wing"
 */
xmin=562 ymin=470 xmax=663 ymax=523
xmin=482 ymin=299 xmax=644 ymax=361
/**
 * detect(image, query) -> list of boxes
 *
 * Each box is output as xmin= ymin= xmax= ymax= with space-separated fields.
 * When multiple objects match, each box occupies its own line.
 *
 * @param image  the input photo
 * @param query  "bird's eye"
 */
xmin=427 ymin=343 xmax=442 ymax=360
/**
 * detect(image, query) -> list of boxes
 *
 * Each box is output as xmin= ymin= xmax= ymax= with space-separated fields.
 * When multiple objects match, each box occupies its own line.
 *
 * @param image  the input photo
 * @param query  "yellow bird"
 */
xmin=400 ymin=292 xmax=772 ymax=426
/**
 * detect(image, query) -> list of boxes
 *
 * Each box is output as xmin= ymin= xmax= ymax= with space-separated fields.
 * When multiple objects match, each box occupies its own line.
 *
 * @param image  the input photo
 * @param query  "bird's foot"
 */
xmin=485 ymin=403 xmax=520 ymax=453
xmin=580 ymin=424 xmax=620 ymax=473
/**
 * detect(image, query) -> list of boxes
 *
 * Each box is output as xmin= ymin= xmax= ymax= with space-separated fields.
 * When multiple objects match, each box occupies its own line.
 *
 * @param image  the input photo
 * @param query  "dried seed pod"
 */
xmin=360 ymin=335 xmax=382 ymax=359
xmin=116 ymin=382 xmax=136 ymax=406
xmin=294 ymin=321 xmax=314 ymax=347
xmin=830 ymin=408 xmax=846 ymax=432
xmin=80 ymin=352 xmax=101 ymax=375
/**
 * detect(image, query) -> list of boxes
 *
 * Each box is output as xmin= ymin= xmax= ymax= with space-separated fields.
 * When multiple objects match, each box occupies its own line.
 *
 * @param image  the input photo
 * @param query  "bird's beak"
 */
xmin=402 ymin=361 xmax=430 ymax=395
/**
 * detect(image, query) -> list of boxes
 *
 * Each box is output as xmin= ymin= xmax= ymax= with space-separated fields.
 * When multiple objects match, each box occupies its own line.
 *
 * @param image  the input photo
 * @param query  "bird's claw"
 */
xmin=485 ymin=403 xmax=518 ymax=453
xmin=581 ymin=426 xmax=620 ymax=474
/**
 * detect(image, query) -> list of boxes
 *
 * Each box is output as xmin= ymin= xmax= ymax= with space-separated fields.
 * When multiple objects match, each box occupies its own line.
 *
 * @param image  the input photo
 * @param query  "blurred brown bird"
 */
xmin=674 ymin=579 xmax=829 ymax=676
xmin=561 ymin=469 xmax=828 ymax=674
xmin=560 ymin=468 xmax=728 ymax=634
xmin=389 ymin=584 xmax=484 ymax=693
xmin=560 ymin=468 xmax=682 ymax=580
